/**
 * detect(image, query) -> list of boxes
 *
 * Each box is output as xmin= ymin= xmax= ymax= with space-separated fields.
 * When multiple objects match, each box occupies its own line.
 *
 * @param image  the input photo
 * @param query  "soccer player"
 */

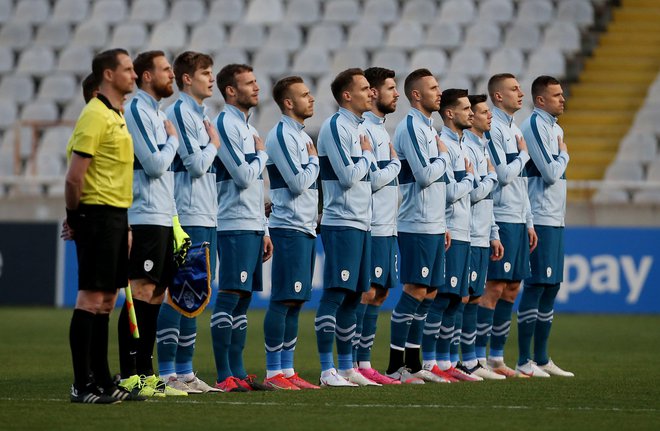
xmin=65 ymin=49 xmax=136 ymax=404
xmin=118 ymin=50 xmax=188 ymax=398
xmin=353 ymin=67 xmax=401 ymax=385
xmin=476 ymin=73 xmax=537 ymax=377
xmin=262 ymin=76 xmax=320 ymax=390
xmin=212 ymin=64 xmax=273 ymax=392
xmin=315 ymin=68 xmax=379 ymax=387
xmin=516 ymin=76 xmax=574 ymax=377
xmin=461 ymin=94 xmax=506 ymax=380
xmin=158 ymin=51 xmax=221 ymax=393
xmin=421 ymin=89 xmax=480 ymax=381
xmin=385 ymin=69 xmax=450 ymax=384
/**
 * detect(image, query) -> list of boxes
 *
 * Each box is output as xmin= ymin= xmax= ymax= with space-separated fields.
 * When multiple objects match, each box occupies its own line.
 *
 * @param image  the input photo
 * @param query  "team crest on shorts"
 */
xmin=144 ymin=260 xmax=154 ymax=272
xmin=450 ymin=276 xmax=458 ymax=288
xmin=341 ymin=270 xmax=350 ymax=282
xmin=421 ymin=266 xmax=429 ymax=278
xmin=503 ymin=262 xmax=511 ymax=273
xmin=471 ymin=271 xmax=477 ymax=282
xmin=240 ymin=271 xmax=248 ymax=283
xmin=546 ymin=267 xmax=552 ymax=277
xmin=374 ymin=266 xmax=383 ymax=278
xmin=294 ymin=281 xmax=302 ymax=293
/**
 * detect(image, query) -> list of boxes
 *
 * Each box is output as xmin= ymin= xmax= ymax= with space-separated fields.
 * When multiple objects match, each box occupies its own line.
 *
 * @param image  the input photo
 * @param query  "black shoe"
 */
xmin=70 ymin=384 xmax=121 ymax=404
xmin=99 ymin=383 xmax=147 ymax=401
xmin=243 ymin=375 xmax=274 ymax=391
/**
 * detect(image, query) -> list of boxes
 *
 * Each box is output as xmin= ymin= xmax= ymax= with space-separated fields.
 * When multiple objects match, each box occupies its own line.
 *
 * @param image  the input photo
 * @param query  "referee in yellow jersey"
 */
xmin=65 ymin=48 xmax=138 ymax=404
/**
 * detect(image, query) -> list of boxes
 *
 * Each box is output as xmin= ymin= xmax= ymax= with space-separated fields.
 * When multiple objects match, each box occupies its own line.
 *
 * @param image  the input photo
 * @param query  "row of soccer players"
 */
xmin=66 ymin=49 xmax=572 ymax=401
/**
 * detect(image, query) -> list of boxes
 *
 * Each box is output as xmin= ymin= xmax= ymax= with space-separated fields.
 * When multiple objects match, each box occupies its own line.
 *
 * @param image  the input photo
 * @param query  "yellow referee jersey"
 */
xmin=66 ymin=96 xmax=134 ymax=208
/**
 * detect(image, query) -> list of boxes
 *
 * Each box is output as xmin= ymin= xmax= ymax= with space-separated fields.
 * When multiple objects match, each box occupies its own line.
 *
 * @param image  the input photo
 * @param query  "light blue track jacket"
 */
xmin=486 ymin=106 xmax=533 ymax=227
xmin=317 ymin=107 xmax=376 ymax=231
xmin=166 ymin=92 xmax=218 ymax=228
xmin=393 ymin=108 xmax=450 ymax=235
xmin=125 ymin=90 xmax=177 ymax=226
xmin=464 ymin=130 xmax=499 ymax=247
xmin=214 ymin=104 xmax=268 ymax=233
xmin=439 ymin=126 xmax=475 ymax=242
xmin=520 ymin=108 xmax=569 ymax=227
xmin=265 ymin=115 xmax=319 ymax=236
xmin=363 ymin=111 xmax=401 ymax=237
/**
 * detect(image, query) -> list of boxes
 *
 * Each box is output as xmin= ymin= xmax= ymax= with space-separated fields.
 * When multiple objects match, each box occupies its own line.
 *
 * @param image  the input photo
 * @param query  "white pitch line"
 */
xmin=0 ymin=397 xmax=657 ymax=413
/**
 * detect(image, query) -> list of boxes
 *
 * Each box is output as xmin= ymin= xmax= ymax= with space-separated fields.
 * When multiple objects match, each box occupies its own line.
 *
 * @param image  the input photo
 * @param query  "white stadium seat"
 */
xmin=292 ymin=48 xmax=330 ymax=78
xmin=557 ymin=0 xmax=594 ymax=29
xmin=331 ymin=48 xmax=368 ymax=75
xmin=110 ymin=22 xmax=148 ymax=52
xmin=37 ymin=74 xmax=77 ymax=103
xmin=17 ymin=47 xmax=55 ymax=77
xmin=448 ymin=50 xmax=486 ymax=80
xmin=0 ymin=45 xmax=14 ymax=74
xmin=149 ymin=21 xmax=187 ymax=53
xmin=425 ymin=22 xmax=462 ymax=51
xmin=604 ymin=160 xmax=644 ymax=182
xmin=0 ymin=74 xmax=35 ymax=105
xmin=464 ymin=22 xmax=502 ymax=52
xmin=34 ymin=22 xmax=71 ymax=49
xmin=52 ymin=0 xmax=90 ymax=24
xmin=386 ymin=22 xmax=424 ymax=50
xmin=487 ymin=47 xmax=525 ymax=77
xmin=12 ymin=0 xmax=50 ymax=24
xmin=477 ymin=0 xmax=514 ymax=24
xmin=0 ymin=99 xmax=17 ymax=130
xmin=130 ymin=0 xmax=167 ymax=24
xmin=264 ymin=24 xmax=303 ymax=53
xmin=363 ymin=0 xmax=398 ymax=24
xmin=402 ymin=0 xmax=437 ymax=24
xmin=410 ymin=49 xmax=447 ymax=76
xmin=21 ymin=101 xmax=59 ymax=123
xmin=71 ymin=21 xmax=109 ymax=49
xmin=504 ymin=23 xmax=542 ymax=53
xmin=543 ymin=22 xmax=582 ymax=55
xmin=245 ymin=0 xmax=283 ymax=24
xmin=438 ymin=0 xmax=476 ymax=24
xmin=189 ymin=21 xmax=226 ymax=52
xmin=324 ymin=0 xmax=360 ymax=25
xmin=307 ymin=24 xmax=345 ymax=52
xmin=169 ymin=0 xmax=206 ymax=24
xmin=284 ymin=0 xmax=320 ymax=25
xmin=57 ymin=46 xmax=94 ymax=76
xmin=526 ymin=47 xmax=566 ymax=79
xmin=347 ymin=21 xmax=385 ymax=50
xmin=208 ymin=0 xmax=244 ymax=23
xmin=0 ymin=22 xmax=32 ymax=50
xmin=90 ymin=0 xmax=128 ymax=24
xmin=515 ymin=0 xmax=554 ymax=26
xmin=372 ymin=49 xmax=409 ymax=77
xmin=228 ymin=23 xmax=265 ymax=51
xmin=253 ymin=48 xmax=289 ymax=79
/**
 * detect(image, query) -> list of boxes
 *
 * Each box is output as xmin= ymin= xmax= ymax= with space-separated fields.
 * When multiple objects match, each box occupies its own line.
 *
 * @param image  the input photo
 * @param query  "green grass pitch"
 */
xmin=1 ymin=308 xmax=658 ymax=430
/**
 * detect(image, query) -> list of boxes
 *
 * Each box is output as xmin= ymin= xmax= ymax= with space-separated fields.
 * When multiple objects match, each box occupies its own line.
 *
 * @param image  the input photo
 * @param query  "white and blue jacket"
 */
xmin=486 ymin=106 xmax=533 ymax=227
xmin=464 ymin=129 xmax=500 ymax=247
xmin=393 ymin=108 xmax=450 ymax=235
xmin=166 ymin=92 xmax=218 ymax=228
xmin=439 ymin=126 xmax=475 ymax=242
xmin=214 ymin=104 xmax=268 ymax=233
xmin=124 ymin=90 xmax=177 ymax=226
xmin=363 ymin=111 xmax=401 ymax=237
xmin=317 ymin=107 xmax=376 ymax=231
xmin=265 ymin=115 xmax=319 ymax=237
xmin=520 ymin=107 xmax=569 ymax=227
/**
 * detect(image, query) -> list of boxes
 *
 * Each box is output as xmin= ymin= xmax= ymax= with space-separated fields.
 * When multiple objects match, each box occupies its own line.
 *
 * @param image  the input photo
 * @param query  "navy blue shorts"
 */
xmin=270 ymin=228 xmax=316 ymax=302
xmin=487 ymin=222 xmax=530 ymax=281
xmin=439 ymin=239 xmax=470 ymax=297
xmin=371 ymin=236 xmax=399 ymax=289
xmin=397 ymin=232 xmax=445 ymax=290
xmin=217 ymin=230 xmax=264 ymax=293
xmin=183 ymin=225 xmax=217 ymax=281
xmin=320 ymin=226 xmax=371 ymax=293
xmin=469 ymin=246 xmax=490 ymax=297
xmin=526 ymin=225 xmax=564 ymax=285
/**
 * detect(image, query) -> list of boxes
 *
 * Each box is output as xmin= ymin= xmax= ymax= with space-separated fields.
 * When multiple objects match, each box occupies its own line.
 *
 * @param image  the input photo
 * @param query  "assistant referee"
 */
xmin=65 ymin=48 xmax=137 ymax=404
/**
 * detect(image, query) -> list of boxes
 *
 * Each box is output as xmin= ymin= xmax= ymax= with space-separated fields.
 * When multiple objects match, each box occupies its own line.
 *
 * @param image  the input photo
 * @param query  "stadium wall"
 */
xmin=2 ymin=223 xmax=657 ymax=313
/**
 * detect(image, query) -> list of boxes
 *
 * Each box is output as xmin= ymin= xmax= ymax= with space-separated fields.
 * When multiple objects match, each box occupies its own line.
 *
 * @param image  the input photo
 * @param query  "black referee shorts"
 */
xmin=128 ymin=225 xmax=175 ymax=289
xmin=74 ymin=204 xmax=129 ymax=292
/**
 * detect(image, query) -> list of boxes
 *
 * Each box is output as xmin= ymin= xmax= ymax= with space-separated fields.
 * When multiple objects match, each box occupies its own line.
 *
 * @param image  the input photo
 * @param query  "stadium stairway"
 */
xmin=563 ymin=0 xmax=660 ymax=200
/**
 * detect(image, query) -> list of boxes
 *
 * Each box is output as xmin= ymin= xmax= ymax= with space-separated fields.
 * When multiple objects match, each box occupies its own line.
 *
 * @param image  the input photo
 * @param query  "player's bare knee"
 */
xmin=403 ymin=283 xmax=428 ymax=301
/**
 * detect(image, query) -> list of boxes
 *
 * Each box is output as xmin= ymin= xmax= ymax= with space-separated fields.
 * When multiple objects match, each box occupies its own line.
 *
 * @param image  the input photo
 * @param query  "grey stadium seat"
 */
xmin=62 ymin=98 xmax=86 ymax=122
xmin=440 ymin=73 xmax=473 ymax=92
xmin=21 ymin=101 xmax=59 ymax=123
xmin=448 ymin=50 xmax=486 ymax=79
xmin=0 ymin=45 xmax=14 ymax=74
xmin=372 ymin=49 xmax=410 ymax=77
xmin=0 ymin=99 xmax=17 ymax=130
xmin=253 ymin=48 xmax=289 ymax=79
xmin=347 ymin=21 xmax=384 ymax=50
xmin=307 ymin=24 xmax=345 ymax=52
xmin=324 ymin=0 xmax=360 ymax=25
xmin=110 ymin=22 xmax=148 ymax=52
xmin=477 ymin=0 xmax=514 ymax=24
xmin=0 ymin=74 xmax=35 ymax=105
xmin=386 ymin=22 xmax=424 ymax=50
xmin=604 ymin=160 xmax=644 ymax=182
xmin=331 ymin=48 xmax=368 ymax=75
xmin=284 ymin=0 xmax=320 ymax=25
xmin=542 ymin=22 xmax=581 ymax=55
xmin=71 ymin=21 xmax=109 ymax=49
xmin=557 ymin=0 xmax=594 ymax=29
xmin=515 ymin=0 xmax=554 ymax=26
xmin=34 ymin=21 xmax=71 ymax=49
xmin=57 ymin=46 xmax=94 ymax=76
xmin=228 ymin=23 xmax=265 ymax=51
xmin=245 ymin=0 xmax=283 ymax=24
xmin=0 ymin=0 xmax=11 ymax=24
xmin=12 ymin=0 xmax=50 ymax=24
xmin=37 ymin=74 xmax=77 ymax=103
xmin=17 ymin=47 xmax=55 ymax=77
xmin=189 ymin=21 xmax=226 ymax=52
xmin=425 ymin=22 xmax=462 ymax=52
xmin=363 ymin=0 xmax=398 ymax=24
xmin=464 ymin=22 xmax=502 ymax=52
xmin=526 ymin=47 xmax=566 ymax=79
xmin=0 ymin=21 xmax=32 ymax=50
xmin=438 ymin=0 xmax=476 ymax=24
xmin=208 ymin=0 xmax=244 ymax=24
xmin=90 ymin=0 xmax=128 ymax=24
xmin=487 ymin=47 xmax=525 ymax=77
xmin=402 ymin=0 xmax=437 ymax=24
xmin=292 ymin=48 xmax=330 ymax=78
xmin=149 ymin=21 xmax=187 ymax=53
xmin=52 ymin=0 xmax=90 ymax=24
xmin=617 ymin=132 xmax=658 ymax=164
xmin=264 ymin=24 xmax=303 ymax=53
xmin=169 ymin=0 xmax=206 ymax=24
xmin=211 ymin=47 xmax=248 ymax=69
xmin=129 ymin=0 xmax=167 ymax=23
xmin=504 ymin=23 xmax=542 ymax=53
xmin=410 ymin=49 xmax=447 ymax=76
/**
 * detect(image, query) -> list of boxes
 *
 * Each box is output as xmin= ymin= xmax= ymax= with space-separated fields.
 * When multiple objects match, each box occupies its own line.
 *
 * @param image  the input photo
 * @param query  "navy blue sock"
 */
xmin=421 ymin=295 xmax=450 ymax=361
xmin=156 ymin=302 xmax=181 ymax=377
xmin=436 ymin=295 xmax=461 ymax=364
xmin=535 ymin=284 xmax=560 ymax=366
xmin=517 ymin=284 xmax=544 ymax=366
xmin=336 ymin=291 xmax=361 ymax=371
xmin=387 ymin=292 xmax=421 ymax=374
xmin=460 ymin=303 xmax=478 ymax=364
xmin=356 ymin=304 xmax=380 ymax=362
xmin=264 ymin=301 xmax=288 ymax=374
xmin=405 ymin=298 xmax=432 ymax=373
xmin=282 ymin=305 xmax=301 ymax=372
xmin=352 ymin=302 xmax=367 ymax=363
xmin=450 ymin=302 xmax=465 ymax=364
xmin=210 ymin=292 xmax=240 ymax=382
xmin=175 ymin=315 xmax=196 ymax=376
xmin=475 ymin=305 xmax=495 ymax=360
xmin=490 ymin=299 xmax=514 ymax=358
xmin=315 ymin=288 xmax=346 ymax=371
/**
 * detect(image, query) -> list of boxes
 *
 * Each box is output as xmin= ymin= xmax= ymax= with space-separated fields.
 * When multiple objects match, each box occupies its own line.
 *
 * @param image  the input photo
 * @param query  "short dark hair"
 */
xmin=172 ymin=51 xmax=213 ymax=90
xmin=216 ymin=63 xmax=253 ymax=100
xmin=82 ymin=73 xmax=99 ymax=103
xmin=487 ymin=73 xmax=516 ymax=99
xmin=364 ymin=67 xmax=395 ymax=91
xmin=272 ymin=76 xmax=304 ymax=111
xmin=330 ymin=68 xmax=364 ymax=105
xmin=133 ymin=50 xmax=166 ymax=88
xmin=439 ymin=88 xmax=468 ymax=118
xmin=468 ymin=94 xmax=488 ymax=110
xmin=92 ymin=48 xmax=129 ymax=82
xmin=404 ymin=68 xmax=434 ymax=101
xmin=531 ymin=75 xmax=561 ymax=99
